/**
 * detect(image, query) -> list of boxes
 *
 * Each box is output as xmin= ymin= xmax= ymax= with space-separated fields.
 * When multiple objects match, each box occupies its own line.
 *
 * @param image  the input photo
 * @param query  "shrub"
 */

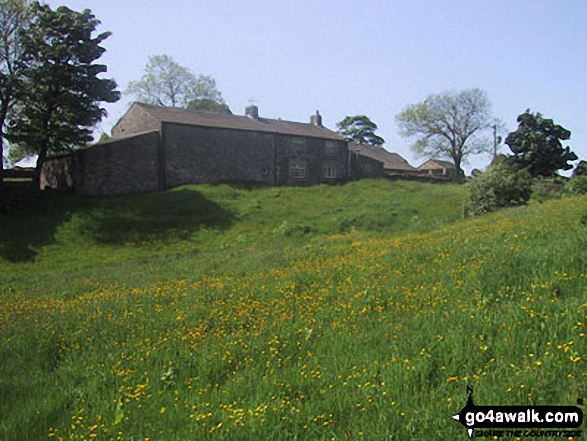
xmin=466 ymin=162 xmax=532 ymax=216
xmin=572 ymin=160 xmax=587 ymax=177
xmin=567 ymin=175 xmax=587 ymax=194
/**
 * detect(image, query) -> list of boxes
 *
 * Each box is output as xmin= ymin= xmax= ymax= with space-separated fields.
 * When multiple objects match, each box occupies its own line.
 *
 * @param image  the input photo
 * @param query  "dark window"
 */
xmin=324 ymin=165 xmax=337 ymax=179
xmin=325 ymin=141 xmax=338 ymax=155
xmin=293 ymin=137 xmax=305 ymax=154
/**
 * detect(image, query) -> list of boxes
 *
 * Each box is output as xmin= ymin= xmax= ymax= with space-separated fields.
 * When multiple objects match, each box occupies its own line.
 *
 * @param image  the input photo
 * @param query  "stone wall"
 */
xmin=162 ymin=123 xmax=276 ymax=187
xmin=162 ymin=123 xmax=349 ymax=187
xmin=41 ymin=131 xmax=162 ymax=195
xmin=275 ymin=135 xmax=349 ymax=185
xmin=41 ymin=155 xmax=73 ymax=190
xmin=349 ymin=153 xmax=385 ymax=179
xmin=41 ymin=124 xmax=361 ymax=196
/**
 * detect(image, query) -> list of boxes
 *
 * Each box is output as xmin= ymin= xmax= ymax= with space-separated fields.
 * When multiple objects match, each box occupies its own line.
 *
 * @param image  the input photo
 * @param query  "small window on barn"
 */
xmin=290 ymin=165 xmax=306 ymax=179
xmin=324 ymin=165 xmax=337 ymax=179
xmin=363 ymin=163 xmax=373 ymax=174
xmin=261 ymin=165 xmax=270 ymax=177
xmin=293 ymin=137 xmax=305 ymax=154
xmin=325 ymin=141 xmax=338 ymax=155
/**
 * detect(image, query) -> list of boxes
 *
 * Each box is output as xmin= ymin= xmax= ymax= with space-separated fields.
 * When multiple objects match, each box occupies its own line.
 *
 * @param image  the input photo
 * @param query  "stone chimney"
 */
xmin=310 ymin=110 xmax=323 ymax=127
xmin=246 ymin=105 xmax=259 ymax=120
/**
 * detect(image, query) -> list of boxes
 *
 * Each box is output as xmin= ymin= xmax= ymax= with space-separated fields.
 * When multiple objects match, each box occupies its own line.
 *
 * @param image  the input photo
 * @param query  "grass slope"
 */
xmin=0 ymin=180 xmax=584 ymax=440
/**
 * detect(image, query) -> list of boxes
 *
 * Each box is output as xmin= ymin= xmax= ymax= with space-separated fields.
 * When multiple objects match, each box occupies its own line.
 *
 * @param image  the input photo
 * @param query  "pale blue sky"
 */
xmin=46 ymin=0 xmax=587 ymax=173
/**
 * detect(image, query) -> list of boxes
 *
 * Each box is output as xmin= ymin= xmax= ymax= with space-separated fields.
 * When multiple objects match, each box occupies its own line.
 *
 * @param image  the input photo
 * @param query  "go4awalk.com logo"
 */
xmin=451 ymin=387 xmax=584 ymax=439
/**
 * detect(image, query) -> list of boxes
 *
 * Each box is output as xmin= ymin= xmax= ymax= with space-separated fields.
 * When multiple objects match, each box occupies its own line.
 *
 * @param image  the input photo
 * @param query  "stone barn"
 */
xmin=416 ymin=159 xmax=458 ymax=181
xmin=42 ymin=103 xmax=365 ymax=195
xmin=349 ymin=142 xmax=416 ymax=178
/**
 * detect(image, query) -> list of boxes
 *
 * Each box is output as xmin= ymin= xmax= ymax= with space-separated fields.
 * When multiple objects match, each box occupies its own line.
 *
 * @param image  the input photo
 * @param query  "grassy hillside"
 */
xmin=0 ymin=180 xmax=466 ymax=297
xmin=0 ymin=180 xmax=585 ymax=440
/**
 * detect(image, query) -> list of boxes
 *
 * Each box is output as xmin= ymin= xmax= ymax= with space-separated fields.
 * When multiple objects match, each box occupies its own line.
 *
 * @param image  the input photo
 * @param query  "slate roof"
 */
xmin=131 ymin=102 xmax=345 ymax=141
xmin=351 ymin=143 xmax=415 ymax=171
xmin=417 ymin=159 xmax=457 ymax=170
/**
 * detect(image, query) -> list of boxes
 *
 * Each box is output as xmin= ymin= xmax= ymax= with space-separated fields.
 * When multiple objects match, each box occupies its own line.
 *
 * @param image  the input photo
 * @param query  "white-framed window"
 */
xmin=324 ymin=165 xmax=337 ymax=179
xmin=293 ymin=137 xmax=305 ymax=154
xmin=325 ymin=141 xmax=338 ymax=155
xmin=290 ymin=165 xmax=306 ymax=179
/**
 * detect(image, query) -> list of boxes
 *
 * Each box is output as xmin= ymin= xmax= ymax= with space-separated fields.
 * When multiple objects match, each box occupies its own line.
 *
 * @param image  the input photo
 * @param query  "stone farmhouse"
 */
xmin=42 ymin=103 xmax=441 ymax=195
xmin=42 ymin=103 xmax=372 ymax=195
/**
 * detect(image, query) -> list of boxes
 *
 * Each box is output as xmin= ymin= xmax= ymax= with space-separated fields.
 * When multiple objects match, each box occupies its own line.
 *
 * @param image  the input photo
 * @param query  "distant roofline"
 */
xmin=417 ymin=158 xmax=457 ymax=169
xmin=350 ymin=142 xmax=416 ymax=170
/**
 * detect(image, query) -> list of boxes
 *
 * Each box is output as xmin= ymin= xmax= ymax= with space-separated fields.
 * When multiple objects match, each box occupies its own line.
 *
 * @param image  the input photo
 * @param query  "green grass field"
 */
xmin=0 ymin=180 xmax=584 ymax=440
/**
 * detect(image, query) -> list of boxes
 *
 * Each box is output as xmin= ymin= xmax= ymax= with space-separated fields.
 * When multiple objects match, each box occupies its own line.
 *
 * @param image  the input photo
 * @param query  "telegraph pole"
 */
xmin=491 ymin=124 xmax=502 ymax=162
xmin=492 ymin=124 xmax=497 ymax=161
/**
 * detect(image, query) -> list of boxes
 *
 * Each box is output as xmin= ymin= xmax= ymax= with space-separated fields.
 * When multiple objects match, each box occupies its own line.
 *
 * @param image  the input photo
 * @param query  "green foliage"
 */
xmin=0 ymin=0 xmax=30 ymax=76
xmin=0 ymin=183 xmax=584 ymax=440
xmin=0 ymin=0 xmax=32 ymax=170
xmin=567 ymin=175 xmax=587 ymax=194
xmin=396 ymin=88 xmax=492 ymax=182
xmin=572 ymin=160 xmax=587 ymax=177
xmin=126 ymin=54 xmax=226 ymax=109
xmin=7 ymin=2 xmax=119 ymax=178
xmin=5 ymin=141 xmax=33 ymax=165
xmin=505 ymin=110 xmax=578 ymax=178
xmin=466 ymin=162 xmax=532 ymax=216
xmin=187 ymin=98 xmax=231 ymax=114
xmin=336 ymin=115 xmax=385 ymax=146
xmin=530 ymin=179 xmax=568 ymax=204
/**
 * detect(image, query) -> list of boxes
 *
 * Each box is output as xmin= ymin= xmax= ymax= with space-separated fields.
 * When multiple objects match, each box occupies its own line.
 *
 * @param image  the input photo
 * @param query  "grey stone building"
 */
xmin=42 ymin=103 xmax=367 ymax=195
xmin=349 ymin=142 xmax=416 ymax=178
xmin=417 ymin=159 xmax=458 ymax=181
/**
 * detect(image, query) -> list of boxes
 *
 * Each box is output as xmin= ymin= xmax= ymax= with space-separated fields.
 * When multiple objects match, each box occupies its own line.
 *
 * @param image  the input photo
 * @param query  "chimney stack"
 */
xmin=311 ymin=110 xmax=323 ymax=127
xmin=246 ymin=105 xmax=259 ymax=120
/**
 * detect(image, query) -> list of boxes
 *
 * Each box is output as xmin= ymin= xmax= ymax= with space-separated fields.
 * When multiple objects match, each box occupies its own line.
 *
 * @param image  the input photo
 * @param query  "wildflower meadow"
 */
xmin=0 ymin=180 xmax=585 ymax=440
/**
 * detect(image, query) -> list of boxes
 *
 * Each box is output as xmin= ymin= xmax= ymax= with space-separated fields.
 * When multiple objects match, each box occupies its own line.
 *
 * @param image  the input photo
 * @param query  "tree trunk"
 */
xmin=33 ymin=147 xmax=48 ymax=190
xmin=33 ymin=107 xmax=56 ymax=190
xmin=0 ymin=134 xmax=4 ymax=176
xmin=452 ymin=153 xmax=465 ymax=183
xmin=0 ymin=101 xmax=8 ymax=176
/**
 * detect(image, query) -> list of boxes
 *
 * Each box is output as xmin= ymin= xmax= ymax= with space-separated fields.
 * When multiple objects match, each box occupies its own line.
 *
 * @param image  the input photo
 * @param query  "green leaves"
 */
xmin=466 ymin=162 xmax=533 ymax=216
xmin=7 ymin=2 xmax=120 ymax=176
xmin=396 ymin=88 xmax=492 ymax=182
xmin=336 ymin=115 xmax=385 ymax=146
xmin=505 ymin=110 xmax=578 ymax=178
xmin=0 ymin=0 xmax=33 ymax=169
xmin=126 ymin=54 xmax=226 ymax=109
xmin=113 ymin=399 xmax=124 ymax=425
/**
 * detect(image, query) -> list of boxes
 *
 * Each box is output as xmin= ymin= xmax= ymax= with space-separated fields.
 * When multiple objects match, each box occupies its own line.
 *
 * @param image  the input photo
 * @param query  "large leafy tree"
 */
xmin=505 ymin=110 xmax=578 ymax=178
xmin=8 ymin=2 xmax=119 ymax=185
xmin=396 ymin=88 xmax=492 ymax=182
xmin=0 ymin=0 xmax=31 ymax=172
xmin=336 ymin=115 xmax=384 ymax=146
xmin=126 ymin=54 xmax=226 ymax=109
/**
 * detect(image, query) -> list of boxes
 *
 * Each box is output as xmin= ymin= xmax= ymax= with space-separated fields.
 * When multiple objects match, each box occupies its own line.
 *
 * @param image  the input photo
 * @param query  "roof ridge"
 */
xmin=131 ymin=102 xmax=344 ymax=141
xmin=139 ymin=102 xmax=324 ymax=127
